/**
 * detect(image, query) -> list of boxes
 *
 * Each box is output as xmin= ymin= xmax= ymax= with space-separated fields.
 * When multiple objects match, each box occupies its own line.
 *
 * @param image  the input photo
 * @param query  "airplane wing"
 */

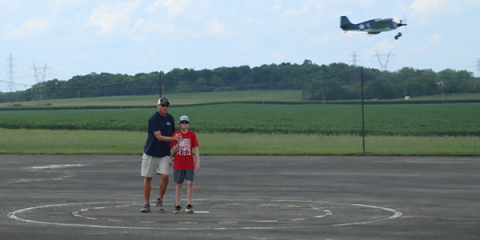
xmin=370 ymin=18 xmax=393 ymax=29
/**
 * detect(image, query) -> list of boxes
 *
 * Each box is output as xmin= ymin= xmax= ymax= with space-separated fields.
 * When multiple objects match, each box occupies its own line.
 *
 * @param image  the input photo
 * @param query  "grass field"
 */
xmin=1 ymin=129 xmax=478 ymax=156
xmin=1 ymin=90 xmax=304 ymax=107
xmin=3 ymin=91 xmax=480 ymax=108
xmin=1 ymin=91 xmax=479 ymax=156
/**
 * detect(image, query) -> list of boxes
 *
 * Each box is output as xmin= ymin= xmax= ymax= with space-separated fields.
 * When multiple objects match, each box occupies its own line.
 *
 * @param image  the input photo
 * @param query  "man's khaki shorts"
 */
xmin=141 ymin=153 xmax=172 ymax=177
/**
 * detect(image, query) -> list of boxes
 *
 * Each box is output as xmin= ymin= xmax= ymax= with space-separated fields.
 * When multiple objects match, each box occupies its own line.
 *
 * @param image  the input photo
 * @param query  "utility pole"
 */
xmin=5 ymin=54 xmax=16 ymax=92
xmin=349 ymin=51 xmax=361 ymax=66
xmin=361 ymin=67 xmax=365 ymax=154
xmin=30 ymin=62 xmax=50 ymax=105
xmin=159 ymin=72 xmax=162 ymax=97
xmin=372 ymin=50 xmax=394 ymax=71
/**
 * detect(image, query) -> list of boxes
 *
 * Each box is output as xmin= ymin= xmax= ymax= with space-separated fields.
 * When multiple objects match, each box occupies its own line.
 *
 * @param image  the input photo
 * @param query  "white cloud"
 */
xmin=145 ymin=0 xmax=192 ymax=17
xmin=366 ymin=40 xmax=395 ymax=58
xmin=73 ymin=52 xmax=87 ymax=60
xmin=135 ymin=20 xmax=177 ymax=36
xmin=132 ymin=19 xmax=144 ymax=33
xmin=204 ymin=20 xmax=226 ymax=36
xmin=269 ymin=51 xmax=287 ymax=62
xmin=411 ymin=0 xmax=480 ymax=16
xmin=5 ymin=18 xmax=50 ymax=38
xmin=428 ymin=32 xmax=444 ymax=45
xmin=305 ymin=35 xmax=330 ymax=47
xmin=89 ymin=0 xmax=141 ymax=36
xmin=145 ymin=0 xmax=174 ymax=14
xmin=53 ymin=0 xmax=91 ymax=11
xmin=272 ymin=1 xmax=282 ymax=13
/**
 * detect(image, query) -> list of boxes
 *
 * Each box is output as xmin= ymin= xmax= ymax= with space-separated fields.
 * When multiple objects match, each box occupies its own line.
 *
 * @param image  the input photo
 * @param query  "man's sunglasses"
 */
xmin=179 ymin=121 xmax=189 ymax=124
xmin=160 ymin=104 xmax=170 ymax=107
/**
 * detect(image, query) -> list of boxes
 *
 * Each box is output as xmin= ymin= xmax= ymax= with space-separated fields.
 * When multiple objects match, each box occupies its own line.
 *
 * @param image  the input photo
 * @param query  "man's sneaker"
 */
xmin=156 ymin=198 xmax=164 ymax=211
xmin=186 ymin=204 xmax=194 ymax=213
xmin=141 ymin=203 xmax=150 ymax=213
xmin=174 ymin=205 xmax=181 ymax=214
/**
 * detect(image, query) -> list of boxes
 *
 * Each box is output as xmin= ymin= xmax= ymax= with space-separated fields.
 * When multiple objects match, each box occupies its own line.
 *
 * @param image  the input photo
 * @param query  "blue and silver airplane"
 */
xmin=340 ymin=16 xmax=407 ymax=40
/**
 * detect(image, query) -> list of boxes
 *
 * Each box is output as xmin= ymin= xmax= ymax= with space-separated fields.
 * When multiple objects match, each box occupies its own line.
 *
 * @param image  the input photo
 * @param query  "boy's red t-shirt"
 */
xmin=170 ymin=130 xmax=199 ymax=170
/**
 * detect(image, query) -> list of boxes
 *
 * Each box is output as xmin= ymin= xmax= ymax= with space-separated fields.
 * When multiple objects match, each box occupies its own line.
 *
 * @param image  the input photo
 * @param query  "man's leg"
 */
xmin=159 ymin=174 xmax=169 ymax=200
xmin=144 ymin=177 xmax=152 ymax=204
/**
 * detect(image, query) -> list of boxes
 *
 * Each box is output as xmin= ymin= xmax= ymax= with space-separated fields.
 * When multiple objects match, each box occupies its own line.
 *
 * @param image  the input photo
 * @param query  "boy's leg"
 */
xmin=176 ymin=183 xmax=183 ymax=206
xmin=185 ymin=169 xmax=195 ymax=205
xmin=174 ymin=169 xmax=186 ymax=206
xmin=187 ymin=180 xmax=194 ymax=204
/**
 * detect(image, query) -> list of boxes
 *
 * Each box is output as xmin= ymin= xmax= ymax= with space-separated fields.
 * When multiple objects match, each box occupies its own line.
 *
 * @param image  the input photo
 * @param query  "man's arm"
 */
xmin=154 ymin=131 xmax=181 ymax=142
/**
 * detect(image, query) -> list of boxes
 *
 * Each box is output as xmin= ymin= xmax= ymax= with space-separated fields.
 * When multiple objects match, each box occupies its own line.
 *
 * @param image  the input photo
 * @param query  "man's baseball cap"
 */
xmin=157 ymin=97 xmax=170 ymax=105
xmin=179 ymin=115 xmax=190 ymax=123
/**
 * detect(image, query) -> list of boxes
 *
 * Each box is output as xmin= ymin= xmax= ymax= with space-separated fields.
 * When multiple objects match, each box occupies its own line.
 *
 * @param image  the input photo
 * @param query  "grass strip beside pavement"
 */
xmin=0 ymin=129 xmax=479 ymax=156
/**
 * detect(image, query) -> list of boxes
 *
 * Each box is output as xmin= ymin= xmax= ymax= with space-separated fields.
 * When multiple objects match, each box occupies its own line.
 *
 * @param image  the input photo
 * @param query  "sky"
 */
xmin=1 ymin=0 xmax=480 ymax=92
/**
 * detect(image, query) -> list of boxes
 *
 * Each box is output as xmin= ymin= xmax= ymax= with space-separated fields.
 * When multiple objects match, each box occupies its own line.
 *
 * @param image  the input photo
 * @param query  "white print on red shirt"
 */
xmin=177 ymin=139 xmax=192 ymax=156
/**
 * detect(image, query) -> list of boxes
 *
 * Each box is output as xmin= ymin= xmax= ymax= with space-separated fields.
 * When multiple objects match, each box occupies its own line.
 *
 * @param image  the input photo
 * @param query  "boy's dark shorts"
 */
xmin=174 ymin=169 xmax=195 ymax=184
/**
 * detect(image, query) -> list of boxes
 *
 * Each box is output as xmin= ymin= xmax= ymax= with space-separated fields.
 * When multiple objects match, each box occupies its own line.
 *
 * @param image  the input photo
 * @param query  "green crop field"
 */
xmin=1 ymin=103 xmax=479 ymax=137
xmin=1 ymin=91 xmax=479 ymax=155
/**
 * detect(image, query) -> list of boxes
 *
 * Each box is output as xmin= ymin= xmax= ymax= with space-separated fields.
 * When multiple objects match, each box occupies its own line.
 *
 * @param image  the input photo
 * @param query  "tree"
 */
xmin=404 ymin=77 xmax=437 ymax=97
xmin=365 ymin=79 xmax=397 ymax=99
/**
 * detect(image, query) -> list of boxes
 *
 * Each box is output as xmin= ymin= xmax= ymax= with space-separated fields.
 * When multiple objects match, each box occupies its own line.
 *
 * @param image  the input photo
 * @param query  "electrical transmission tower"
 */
xmin=349 ymin=51 xmax=361 ymax=66
xmin=5 ymin=54 xmax=16 ymax=92
xmin=372 ymin=50 xmax=395 ymax=71
xmin=30 ymin=62 xmax=50 ymax=105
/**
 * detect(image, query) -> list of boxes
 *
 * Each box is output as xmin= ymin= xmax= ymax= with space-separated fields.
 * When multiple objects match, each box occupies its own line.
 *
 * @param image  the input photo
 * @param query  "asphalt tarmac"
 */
xmin=1 ymin=155 xmax=479 ymax=240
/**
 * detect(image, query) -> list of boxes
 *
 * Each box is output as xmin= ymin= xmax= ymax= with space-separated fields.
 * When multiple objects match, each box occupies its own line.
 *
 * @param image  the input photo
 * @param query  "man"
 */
xmin=141 ymin=97 xmax=181 ymax=213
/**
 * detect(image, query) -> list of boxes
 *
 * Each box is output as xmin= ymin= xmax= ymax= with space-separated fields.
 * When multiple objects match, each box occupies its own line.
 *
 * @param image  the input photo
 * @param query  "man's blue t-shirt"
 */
xmin=143 ymin=112 xmax=175 ymax=157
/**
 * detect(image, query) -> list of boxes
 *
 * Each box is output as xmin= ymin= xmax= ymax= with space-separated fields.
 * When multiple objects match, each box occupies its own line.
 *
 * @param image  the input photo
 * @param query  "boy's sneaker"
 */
xmin=156 ymin=198 xmax=164 ymax=211
xmin=174 ymin=205 xmax=181 ymax=214
xmin=186 ymin=204 xmax=194 ymax=213
xmin=140 ymin=203 xmax=150 ymax=213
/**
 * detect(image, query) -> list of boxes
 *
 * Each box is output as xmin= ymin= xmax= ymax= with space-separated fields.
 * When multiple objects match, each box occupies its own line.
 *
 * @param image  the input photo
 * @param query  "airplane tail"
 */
xmin=340 ymin=16 xmax=352 ymax=29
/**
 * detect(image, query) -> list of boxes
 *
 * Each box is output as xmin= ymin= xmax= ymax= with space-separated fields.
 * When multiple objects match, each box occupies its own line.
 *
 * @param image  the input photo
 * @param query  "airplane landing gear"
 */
xmin=394 ymin=32 xmax=402 ymax=40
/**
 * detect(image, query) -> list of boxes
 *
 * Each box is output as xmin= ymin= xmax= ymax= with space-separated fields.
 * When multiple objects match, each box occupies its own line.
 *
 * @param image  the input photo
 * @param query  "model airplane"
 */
xmin=340 ymin=16 xmax=407 ymax=40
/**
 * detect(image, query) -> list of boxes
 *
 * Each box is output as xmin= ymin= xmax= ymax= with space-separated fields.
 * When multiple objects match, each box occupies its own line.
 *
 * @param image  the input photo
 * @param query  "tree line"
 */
xmin=1 ymin=59 xmax=479 ymax=103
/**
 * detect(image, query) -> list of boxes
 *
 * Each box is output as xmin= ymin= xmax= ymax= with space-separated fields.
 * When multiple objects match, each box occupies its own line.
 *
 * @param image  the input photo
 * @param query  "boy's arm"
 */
xmin=170 ymin=143 xmax=179 ymax=162
xmin=193 ymin=147 xmax=200 ymax=171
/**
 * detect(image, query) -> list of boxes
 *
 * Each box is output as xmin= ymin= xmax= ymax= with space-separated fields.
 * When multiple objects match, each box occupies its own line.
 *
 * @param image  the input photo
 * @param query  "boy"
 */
xmin=170 ymin=115 xmax=200 ymax=213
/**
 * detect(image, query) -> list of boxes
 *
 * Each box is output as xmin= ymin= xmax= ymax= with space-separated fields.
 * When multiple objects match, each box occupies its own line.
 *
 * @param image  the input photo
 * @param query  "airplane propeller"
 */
xmin=395 ymin=17 xmax=407 ymax=40
xmin=398 ymin=17 xmax=408 ymax=32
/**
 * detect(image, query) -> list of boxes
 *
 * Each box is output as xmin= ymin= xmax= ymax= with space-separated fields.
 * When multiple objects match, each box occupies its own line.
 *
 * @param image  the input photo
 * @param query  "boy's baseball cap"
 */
xmin=157 ymin=97 xmax=169 ymax=105
xmin=179 ymin=115 xmax=190 ymax=122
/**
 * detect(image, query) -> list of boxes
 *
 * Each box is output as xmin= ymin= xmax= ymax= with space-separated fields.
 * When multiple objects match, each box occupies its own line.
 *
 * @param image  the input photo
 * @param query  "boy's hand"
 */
xmin=195 ymin=162 xmax=200 ymax=171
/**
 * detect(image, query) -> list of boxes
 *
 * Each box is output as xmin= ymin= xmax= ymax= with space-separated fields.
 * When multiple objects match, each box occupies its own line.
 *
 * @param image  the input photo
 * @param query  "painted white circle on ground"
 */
xmin=8 ymin=199 xmax=402 ymax=231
